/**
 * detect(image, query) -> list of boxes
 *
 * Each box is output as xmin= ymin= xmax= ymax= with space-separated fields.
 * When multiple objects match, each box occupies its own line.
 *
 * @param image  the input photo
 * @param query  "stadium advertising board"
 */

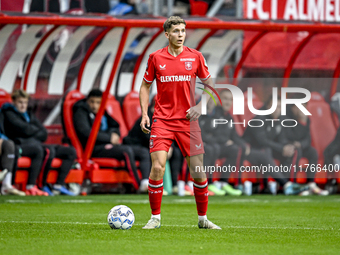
xmin=245 ymin=0 xmax=340 ymax=21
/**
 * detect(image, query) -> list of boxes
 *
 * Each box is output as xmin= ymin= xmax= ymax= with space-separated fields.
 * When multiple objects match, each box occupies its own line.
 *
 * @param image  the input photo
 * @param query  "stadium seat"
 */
xmin=122 ymin=91 xmax=141 ymax=130
xmin=105 ymin=94 xmax=128 ymax=140
xmin=62 ymin=90 xmax=85 ymax=160
xmin=0 ymin=88 xmax=11 ymax=103
xmin=62 ymin=90 xmax=136 ymax=186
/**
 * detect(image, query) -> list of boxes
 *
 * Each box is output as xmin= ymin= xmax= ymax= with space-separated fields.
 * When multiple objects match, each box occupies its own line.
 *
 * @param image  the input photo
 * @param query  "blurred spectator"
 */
xmin=242 ymin=96 xmax=310 ymax=195
xmin=199 ymin=94 xmax=223 ymax=195
xmin=109 ymin=0 xmax=149 ymax=15
xmin=72 ymin=89 xmax=144 ymax=190
xmin=286 ymin=103 xmax=328 ymax=195
xmin=324 ymin=127 xmax=340 ymax=172
xmin=2 ymin=90 xmax=76 ymax=196
xmin=30 ymin=0 xmax=110 ymax=13
xmin=204 ymin=90 xmax=244 ymax=196
xmin=0 ymin=111 xmax=25 ymax=195
xmin=30 ymin=0 xmax=61 ymax=13
xmin=84 ymin=0 xmax=110 ymax=13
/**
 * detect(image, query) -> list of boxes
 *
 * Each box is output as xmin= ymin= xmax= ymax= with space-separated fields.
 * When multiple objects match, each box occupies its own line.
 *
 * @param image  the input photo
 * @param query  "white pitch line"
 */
xmin=0 ymin=220 xmax=338 ymax=231
xmin=61 ymin=200 xmax=94 ymax=203
xmin=116 ymin=200 xmax=149 ymax=204
xmin=0 ymin=220 xmax=107 ymax=225
xmin=5 ymin=200 xmax=41 ymax=203
xmin=3 ymin=198 xmax=340 ymax=205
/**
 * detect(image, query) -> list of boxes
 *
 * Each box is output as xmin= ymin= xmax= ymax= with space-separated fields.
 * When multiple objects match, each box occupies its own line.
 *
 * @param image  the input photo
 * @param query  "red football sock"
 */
xmin=193 ymin=180 xmax=209 ymax=216
xmin=148 ymin=178 xmax=163 ymax=215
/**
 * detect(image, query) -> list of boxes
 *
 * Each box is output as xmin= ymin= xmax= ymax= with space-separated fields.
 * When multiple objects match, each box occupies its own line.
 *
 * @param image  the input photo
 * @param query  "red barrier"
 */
xmin=2 ymin=13 xmax=340 ymax=32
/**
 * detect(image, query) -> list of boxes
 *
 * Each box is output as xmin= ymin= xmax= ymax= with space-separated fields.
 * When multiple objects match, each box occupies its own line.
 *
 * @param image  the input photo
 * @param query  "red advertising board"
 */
xmin=244 ymin=0 xmax=340 ymax=22
xmin=243 ymin=0 xmax=340 ymax=70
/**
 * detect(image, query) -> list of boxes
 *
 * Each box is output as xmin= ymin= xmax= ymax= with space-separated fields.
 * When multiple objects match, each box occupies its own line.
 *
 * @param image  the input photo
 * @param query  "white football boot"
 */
xmin=198 ymin=219 xmax=222 ymax=230
xmin=142 ymin=217 xmax=161 ymax=229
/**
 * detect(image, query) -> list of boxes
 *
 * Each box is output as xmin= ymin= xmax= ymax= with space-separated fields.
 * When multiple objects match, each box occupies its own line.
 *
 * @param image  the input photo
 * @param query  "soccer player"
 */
xmin=139 ymin=16 xmax=221 ymax=229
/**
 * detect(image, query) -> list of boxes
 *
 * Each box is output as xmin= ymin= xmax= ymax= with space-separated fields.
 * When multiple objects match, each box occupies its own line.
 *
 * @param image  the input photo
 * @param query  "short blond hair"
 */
xmin=163 ymin=16 xmax=186 ymax=32
xmin=11 ymin=89 xmax=29 ymax=101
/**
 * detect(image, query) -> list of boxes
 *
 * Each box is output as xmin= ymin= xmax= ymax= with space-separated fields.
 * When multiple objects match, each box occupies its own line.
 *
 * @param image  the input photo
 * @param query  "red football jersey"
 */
xmin=143 ymin=46 xmax=211 ymax=131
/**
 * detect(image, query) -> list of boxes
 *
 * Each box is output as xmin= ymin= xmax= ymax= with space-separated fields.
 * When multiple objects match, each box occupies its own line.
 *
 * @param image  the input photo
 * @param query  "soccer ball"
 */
xmin=107 ymin=205 xmax=135 ymax=230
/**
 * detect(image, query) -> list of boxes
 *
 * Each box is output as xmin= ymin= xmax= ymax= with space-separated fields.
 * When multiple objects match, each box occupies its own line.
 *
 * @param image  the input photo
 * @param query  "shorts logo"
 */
xmin=185 ymin=62 xmax=192 ymax=70
xmin=195 ymin=144 xmax=202 ymax=150
xmin=159 ymin=64 xmax=166 ymax=70
xmin=150 ymin=139 xmax=154 ymax=148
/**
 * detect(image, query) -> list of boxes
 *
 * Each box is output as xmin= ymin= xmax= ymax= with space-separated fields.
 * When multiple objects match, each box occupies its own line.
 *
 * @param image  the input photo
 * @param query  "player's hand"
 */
xmin=293 ymin=141 xmax=301 ymax=148
xmin=282 ymin=144 xmax=295 ymax=157
xmin=245 ymin=144 xmax=251 ymax=156
xmin=140 ymin=115 xmax=151 ymax=134
xmin=110 ymin=133 xmax=120 ymax=145
xmin=226 ymin=140 xmax=234 ymax=146
xmin=186 ymin=105 xmax=201 ymax=122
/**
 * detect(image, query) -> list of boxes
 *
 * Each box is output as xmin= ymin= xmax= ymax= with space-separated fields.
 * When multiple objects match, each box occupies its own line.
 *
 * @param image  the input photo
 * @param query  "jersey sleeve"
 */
xmin=197 ymin=53 xmax=211 ymax=81
xmin=143 ymin=55 xmax=156 ymax=84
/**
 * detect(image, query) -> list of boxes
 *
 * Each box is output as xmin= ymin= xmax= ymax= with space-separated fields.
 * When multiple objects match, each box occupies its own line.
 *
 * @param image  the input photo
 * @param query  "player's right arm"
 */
xmin=139 ymin=80 xmax=152 ymax=134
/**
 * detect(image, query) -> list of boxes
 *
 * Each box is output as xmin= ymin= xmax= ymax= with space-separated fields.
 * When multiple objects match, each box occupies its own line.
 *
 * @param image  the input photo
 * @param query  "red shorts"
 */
xmin=149 ymin=127 xmax=205 ymax=157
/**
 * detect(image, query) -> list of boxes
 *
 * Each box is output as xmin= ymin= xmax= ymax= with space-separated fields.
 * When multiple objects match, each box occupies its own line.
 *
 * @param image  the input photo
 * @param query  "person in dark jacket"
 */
xmin=2 ymin=90 xmax=76 ymax=196
xmin=199 ymin=95 xmax=223 ymax=194
xmin=324 ymin=127 xmax=340 ymax=170
xmin=243 ymin=96 xmax=308 ymax=195
xmin=203 ymin=90 xmax=244 ymax=196
xmin=286 ymin=104 xmax=328 ymax=195
xmin=72 ymin=89 xmax=142 ymax=190
xmin=0 ymin=110 xmax=25 ymax=196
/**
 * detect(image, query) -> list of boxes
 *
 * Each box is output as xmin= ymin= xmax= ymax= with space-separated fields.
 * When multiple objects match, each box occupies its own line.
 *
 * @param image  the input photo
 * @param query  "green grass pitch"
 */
xmin=1 ymin=195 xmax=340 ymax=255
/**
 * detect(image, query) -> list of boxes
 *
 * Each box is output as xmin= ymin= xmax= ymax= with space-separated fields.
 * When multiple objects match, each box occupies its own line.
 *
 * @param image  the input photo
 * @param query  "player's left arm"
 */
xmin=186 ymin=77 xmax=214 ymax=122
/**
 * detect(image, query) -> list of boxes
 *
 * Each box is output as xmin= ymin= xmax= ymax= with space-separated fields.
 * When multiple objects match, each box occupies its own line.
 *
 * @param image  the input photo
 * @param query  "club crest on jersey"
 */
xmin=150 ymin=139 xmax=154 ymax=148
xmin=185 ymin=62 xmax=192 ymax=70
xmin=159 ymin=64 xmax=166 ymax=70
